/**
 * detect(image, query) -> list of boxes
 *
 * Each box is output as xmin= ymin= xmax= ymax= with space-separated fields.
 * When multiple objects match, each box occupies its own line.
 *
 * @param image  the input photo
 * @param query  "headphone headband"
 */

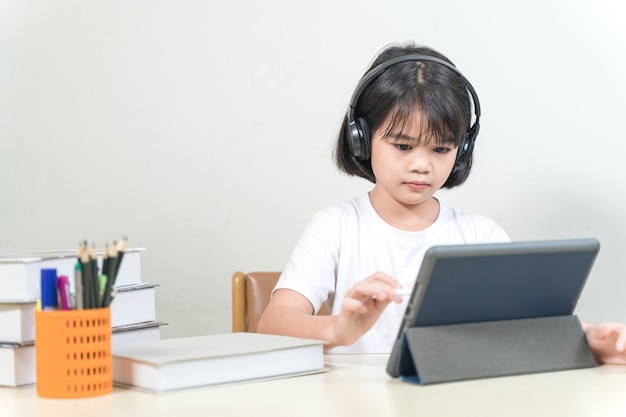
xmin=346 ymin=53 xmax=481 ymax=180
xmin=347 ymin=54 xmax=481 ymax=127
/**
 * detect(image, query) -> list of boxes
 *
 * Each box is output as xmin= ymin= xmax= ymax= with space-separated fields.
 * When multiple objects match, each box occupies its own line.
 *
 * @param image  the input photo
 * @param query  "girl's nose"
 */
xmin=408 ymin=149 xmax=431 ymax=173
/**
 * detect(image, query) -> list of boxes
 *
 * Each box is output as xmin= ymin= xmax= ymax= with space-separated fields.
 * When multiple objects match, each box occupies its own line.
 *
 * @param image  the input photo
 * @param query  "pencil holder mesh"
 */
xmin=35 ymin=308 xmax=112 ymax=398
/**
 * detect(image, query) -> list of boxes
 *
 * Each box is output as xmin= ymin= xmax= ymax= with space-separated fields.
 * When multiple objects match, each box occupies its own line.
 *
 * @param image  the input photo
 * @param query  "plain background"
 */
xmin=2 ymin=0 xmax=625 ymax=338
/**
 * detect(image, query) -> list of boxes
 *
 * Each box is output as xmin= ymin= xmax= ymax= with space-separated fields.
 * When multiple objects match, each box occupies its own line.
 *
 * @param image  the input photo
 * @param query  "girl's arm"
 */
xmin=257 ymin=271 xmax=404 ymax=350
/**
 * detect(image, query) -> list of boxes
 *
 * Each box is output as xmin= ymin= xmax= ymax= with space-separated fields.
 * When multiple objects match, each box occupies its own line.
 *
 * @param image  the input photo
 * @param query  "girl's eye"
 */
xmin=394 ymin=144 xmax=412 ymax=151
xmin=434 ymin=147 xmax=451 ymax=154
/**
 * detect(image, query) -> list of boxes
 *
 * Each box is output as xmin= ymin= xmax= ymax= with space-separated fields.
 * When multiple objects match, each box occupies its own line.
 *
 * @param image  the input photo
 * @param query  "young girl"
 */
xmin=257 ymin=42 xmax=626 ymax=364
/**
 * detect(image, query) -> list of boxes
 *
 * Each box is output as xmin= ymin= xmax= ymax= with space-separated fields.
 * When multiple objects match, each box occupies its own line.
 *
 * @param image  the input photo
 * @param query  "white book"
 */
xmin=112 ymin=333 xmax=326 ymax=393
xmin=112 ymin=321 xmax=165 ymax=346
xmin=110 ymin=283 xmax=158 ymax=327
xmin=0 ymin=302 xmax=36 ymax=343
xmin=0 ymin=254 xmax=75 ymax=302
xmin=0 ymin=343 xmax=35 ymax=387
xmin=0 ymin=248 xmax=144 ymax=302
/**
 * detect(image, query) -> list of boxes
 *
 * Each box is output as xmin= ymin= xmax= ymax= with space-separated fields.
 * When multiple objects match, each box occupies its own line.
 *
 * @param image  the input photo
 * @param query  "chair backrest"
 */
xmin=232 ymin=271 xmax=329 ymax=332
xmin=232 ymin=271 xmax=280 ymax=332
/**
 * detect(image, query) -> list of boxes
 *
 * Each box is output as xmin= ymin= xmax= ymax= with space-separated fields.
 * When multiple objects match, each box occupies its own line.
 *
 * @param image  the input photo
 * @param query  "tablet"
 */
xmin=386 ymin=238 xmax=600 ymax=378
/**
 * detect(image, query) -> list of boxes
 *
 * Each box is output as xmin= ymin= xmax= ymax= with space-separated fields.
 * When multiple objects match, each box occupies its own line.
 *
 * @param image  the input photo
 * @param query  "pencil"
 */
xmin=101 ymin=242 xmax=118 ymax=307
xmin=90 ymin=244 xmax=99 ymax=307
xmin=101 ymin=243 xmax=109 ymax=278
xmin=101 ymin=237 xmax=127 ymax=307
xmin=74 ymin=259 xmax=83 ymax=309
xmin=107 ymin=241 xmax=118 ymax=279
xmin=79 ymin=241 xmax=92 ymax=309
xmin=113 ymin=237 xmax=127 ymax=279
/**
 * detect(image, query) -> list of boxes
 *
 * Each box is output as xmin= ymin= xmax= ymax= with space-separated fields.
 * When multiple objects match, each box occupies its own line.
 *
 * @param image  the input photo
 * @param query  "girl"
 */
xmin=257 ymin=42 xmax=626 ymax=364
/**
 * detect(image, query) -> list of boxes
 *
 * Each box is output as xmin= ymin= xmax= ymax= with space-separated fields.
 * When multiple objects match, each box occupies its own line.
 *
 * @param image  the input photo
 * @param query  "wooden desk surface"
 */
xmin=2 ymin=354 xmax=626 ymax=417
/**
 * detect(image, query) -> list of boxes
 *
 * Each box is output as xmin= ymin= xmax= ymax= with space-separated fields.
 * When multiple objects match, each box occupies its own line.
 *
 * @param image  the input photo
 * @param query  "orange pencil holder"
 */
xmin=35 ymin=308 xmax=112 ymax=398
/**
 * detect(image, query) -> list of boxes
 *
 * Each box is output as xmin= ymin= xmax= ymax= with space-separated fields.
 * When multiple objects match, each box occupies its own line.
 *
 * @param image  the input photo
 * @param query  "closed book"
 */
xmin=0 ymin=342 xmax=35 ymax=387
xmin=112 ymin=333 xmax=326 ymax=393
xmin=0 ymin=302 xmax=36 ymax=343
xmin=112 ymin=321 xmax=166 ymax=346
xmin=0 ymin=248 xmax=144 ymax=301
xmin=110 ymin=283 xmax=158 ymax=327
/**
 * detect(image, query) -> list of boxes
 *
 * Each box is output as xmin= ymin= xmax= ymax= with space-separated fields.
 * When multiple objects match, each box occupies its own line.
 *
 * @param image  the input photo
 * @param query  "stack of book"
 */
xmin=0 ymin=248 xmax=165 ymax=387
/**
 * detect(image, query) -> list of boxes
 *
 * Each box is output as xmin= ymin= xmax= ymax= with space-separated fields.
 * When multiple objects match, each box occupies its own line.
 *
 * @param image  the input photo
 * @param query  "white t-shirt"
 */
xmin=274 ymin=194 xmax=510 ymax=353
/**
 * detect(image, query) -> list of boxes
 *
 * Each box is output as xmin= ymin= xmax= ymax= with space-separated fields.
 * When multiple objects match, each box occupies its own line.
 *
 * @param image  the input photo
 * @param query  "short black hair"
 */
xmin=334 ymin=43 xmax=474 ymax=188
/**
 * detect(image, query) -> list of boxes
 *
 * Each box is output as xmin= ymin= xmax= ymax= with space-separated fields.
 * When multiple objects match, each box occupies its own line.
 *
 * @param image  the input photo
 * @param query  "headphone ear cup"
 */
xmin=358 ymin=117 xmax=371 ymax=160
xmin=347 ymin=117 xmax=371 ymax=160
xmin=452 ymin=138 xmax=470 ymax=174
xmin=451 ymin=123 xmax=478 ymax=175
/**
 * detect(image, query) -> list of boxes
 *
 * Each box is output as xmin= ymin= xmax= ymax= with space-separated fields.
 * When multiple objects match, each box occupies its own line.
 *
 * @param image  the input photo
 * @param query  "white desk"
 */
xmin=3 ymin=355 xmax=626 ymax=417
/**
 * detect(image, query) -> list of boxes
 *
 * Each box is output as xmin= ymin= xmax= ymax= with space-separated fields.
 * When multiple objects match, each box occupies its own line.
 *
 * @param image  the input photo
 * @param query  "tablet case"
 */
xmin=388 ymin=238 xmax=600 ymax=384
xmin=397 ymin=315 xmax=597 ymax=385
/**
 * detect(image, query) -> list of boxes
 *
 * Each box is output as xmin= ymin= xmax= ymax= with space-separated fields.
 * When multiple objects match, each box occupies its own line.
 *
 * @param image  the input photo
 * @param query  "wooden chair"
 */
xmin=231 ymin=271 xmax=328 ymax=332
xmin=232 ymin=271 xmax=280 ymax=332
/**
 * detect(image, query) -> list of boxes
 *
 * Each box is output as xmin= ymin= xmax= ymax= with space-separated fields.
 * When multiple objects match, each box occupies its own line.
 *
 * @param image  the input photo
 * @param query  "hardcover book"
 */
xmin=0 ymin=302 xmax=36 ymax=344
xmin=0 ymin=248 xmax=144 ymax=301
xmin=0 ymin=342 xmax=35 ymax=387
xmin=112 ymin=333 xmax=326 ymax=393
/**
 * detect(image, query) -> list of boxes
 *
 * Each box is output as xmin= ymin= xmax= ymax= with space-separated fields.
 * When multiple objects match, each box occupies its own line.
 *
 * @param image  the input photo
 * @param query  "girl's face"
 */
xmin=369 ymin=110 xmax=458 ymax=209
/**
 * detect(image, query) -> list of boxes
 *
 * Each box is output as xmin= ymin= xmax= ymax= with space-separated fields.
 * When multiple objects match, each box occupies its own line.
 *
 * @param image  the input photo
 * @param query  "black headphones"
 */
xmin=346 ymin=54 xmax=481 ymax=177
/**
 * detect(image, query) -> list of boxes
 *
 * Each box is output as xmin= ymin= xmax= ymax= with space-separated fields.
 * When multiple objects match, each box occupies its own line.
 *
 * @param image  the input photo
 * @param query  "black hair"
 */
xmin=334 ymin=43 xmax=474 ymax=188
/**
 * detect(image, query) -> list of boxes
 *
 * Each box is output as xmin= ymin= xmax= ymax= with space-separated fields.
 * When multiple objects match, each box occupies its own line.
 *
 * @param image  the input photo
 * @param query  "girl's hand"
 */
xmin=331 ymin=271 xmax=403 ymax=347
xmin=583 ymin=322 xmax=626 ymax=365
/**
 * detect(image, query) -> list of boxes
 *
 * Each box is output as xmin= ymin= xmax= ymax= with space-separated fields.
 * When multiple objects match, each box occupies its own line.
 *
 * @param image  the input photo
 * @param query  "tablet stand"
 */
xmin=397 ymin=315 xmax=597 ymax=385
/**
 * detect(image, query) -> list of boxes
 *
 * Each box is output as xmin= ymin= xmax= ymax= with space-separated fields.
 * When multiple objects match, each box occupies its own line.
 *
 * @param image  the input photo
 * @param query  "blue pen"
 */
xmin=40 ymin=269 xmax=58 ymax=311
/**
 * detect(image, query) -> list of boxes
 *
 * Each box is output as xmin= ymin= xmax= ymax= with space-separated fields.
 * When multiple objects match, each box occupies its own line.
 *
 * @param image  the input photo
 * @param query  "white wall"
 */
xmin=2 ymin=0 xmax=625 ymax=337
